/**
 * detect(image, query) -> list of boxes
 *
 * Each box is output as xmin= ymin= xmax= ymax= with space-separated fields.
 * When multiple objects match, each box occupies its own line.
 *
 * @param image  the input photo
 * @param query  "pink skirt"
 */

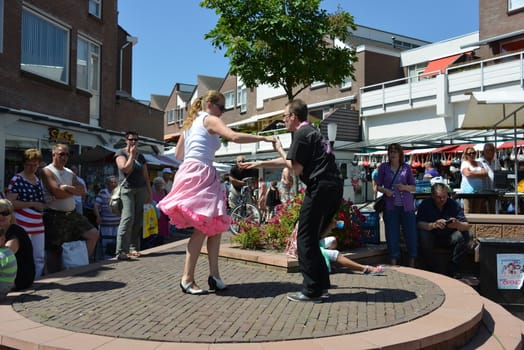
xmin=157 ymin=160 xmax=230 ymax=236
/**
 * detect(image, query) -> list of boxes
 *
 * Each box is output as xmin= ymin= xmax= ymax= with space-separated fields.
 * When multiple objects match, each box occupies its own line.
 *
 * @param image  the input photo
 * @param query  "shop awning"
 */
xmin=227 ymin=110 xmax=283 ymax=128
xmin=143 ymin=154 xmax=180 ymax=168
xmin=421 ymin=53 xmax=462 ymax=78
xmin=433 ymin=144 xmax=460 ymax=153
xmin=497 ymin=140 xmax=524 ymax=149
xmin=405 ymin=148 xmax=436 ymax=155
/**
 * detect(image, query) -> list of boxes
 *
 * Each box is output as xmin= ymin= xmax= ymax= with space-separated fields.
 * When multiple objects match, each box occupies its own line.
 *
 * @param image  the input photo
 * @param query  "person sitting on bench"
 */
xmin=416 ymin=182 xmax=472 ymax=279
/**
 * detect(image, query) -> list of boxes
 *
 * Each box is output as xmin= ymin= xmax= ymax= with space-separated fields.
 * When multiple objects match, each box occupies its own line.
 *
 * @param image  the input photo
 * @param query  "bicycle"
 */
xmin=229 ymin=177 xmax=262 ymax=235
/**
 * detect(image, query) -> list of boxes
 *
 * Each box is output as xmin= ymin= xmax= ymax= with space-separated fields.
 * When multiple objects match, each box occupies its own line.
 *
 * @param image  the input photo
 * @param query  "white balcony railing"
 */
xmin=360 ymin=50 xmax=524 ymax=117
xmin=215 ymin=129 xmax=292 ymax=158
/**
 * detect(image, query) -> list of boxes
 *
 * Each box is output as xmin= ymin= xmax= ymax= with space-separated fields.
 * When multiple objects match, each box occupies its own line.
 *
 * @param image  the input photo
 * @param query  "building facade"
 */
xmin=0 ymin=0 xmax=165 ymax=191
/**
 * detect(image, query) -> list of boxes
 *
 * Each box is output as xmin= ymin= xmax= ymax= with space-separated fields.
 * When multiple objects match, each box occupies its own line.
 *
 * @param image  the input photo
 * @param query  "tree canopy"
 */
xmin=200 ymin=0 xmax=357 ymax=101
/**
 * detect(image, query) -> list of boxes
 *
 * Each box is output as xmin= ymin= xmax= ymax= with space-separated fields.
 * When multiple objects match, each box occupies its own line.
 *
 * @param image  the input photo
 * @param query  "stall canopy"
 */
xmin=461 ymin=91 xmax=524 ymax=129
xmin=73 ymin=145 xmax=180 ymax=169
xmin=462 ymin=90 xmax=524 ymax=214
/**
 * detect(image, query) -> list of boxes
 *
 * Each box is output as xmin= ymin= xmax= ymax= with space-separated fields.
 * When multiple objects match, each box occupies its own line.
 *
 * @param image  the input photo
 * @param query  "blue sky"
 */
xmin=118 ymin=0 xmax=479 ymax=101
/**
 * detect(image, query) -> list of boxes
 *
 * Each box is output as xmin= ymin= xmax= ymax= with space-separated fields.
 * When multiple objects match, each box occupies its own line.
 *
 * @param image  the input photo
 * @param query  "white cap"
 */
xmin=162 ymin=167 xmax=173 ymax=174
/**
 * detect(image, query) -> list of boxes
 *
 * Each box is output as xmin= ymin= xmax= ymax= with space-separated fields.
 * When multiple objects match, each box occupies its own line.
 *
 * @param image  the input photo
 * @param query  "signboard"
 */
xmin=497 ymin=253 xmax=524 ymax=290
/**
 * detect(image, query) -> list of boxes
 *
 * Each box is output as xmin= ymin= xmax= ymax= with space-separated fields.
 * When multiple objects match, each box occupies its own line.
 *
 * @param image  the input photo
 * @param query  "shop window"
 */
xmin=21 ymin=8 xmax=70 ymax=84
xmin=89 ymin=0 xmax=101 ymax=18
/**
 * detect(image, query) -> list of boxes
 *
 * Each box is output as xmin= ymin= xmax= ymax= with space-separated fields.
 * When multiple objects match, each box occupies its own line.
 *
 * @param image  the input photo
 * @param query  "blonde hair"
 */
xmin=0 ymin=199 xmax=17 ymax=225
xmin=462 ymin=147 xmax=476 ymax=160
xmin=181 ymin=90 xmax=224 ymax=131
xmin=24 ymin=148 xmax=42 ymax=162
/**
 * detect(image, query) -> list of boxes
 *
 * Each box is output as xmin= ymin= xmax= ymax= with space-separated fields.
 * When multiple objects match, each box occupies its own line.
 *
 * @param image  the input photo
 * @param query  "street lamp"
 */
xmin=327 ymin=123 xmax=338 ymax=150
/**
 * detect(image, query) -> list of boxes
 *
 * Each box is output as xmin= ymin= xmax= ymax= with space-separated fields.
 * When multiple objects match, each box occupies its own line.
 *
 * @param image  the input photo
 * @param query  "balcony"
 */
xmin=360 ymin=50 xmax=524 ymax=119
xmin=215 ymin=129 xmax=292 ymax=158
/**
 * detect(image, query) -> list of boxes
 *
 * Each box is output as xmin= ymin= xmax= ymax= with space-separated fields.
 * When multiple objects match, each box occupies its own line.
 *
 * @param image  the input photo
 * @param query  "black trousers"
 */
xmin=297 ymin=178 xmax=343 ymax=297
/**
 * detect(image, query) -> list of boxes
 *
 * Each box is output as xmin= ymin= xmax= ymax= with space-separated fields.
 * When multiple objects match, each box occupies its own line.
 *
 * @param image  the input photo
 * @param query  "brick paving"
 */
xmin=10 ymin=241 xmax=445 ymax=344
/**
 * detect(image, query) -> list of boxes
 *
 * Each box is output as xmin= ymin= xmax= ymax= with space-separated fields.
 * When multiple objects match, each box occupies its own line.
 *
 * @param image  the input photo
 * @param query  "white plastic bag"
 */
xmin=62 ymin=240 xmax=89 ymax=269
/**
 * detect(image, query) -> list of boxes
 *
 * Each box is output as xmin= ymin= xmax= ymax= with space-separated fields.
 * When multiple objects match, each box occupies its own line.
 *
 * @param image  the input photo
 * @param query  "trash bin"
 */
xmin=478 ymin=237 xmax=524 ymax=307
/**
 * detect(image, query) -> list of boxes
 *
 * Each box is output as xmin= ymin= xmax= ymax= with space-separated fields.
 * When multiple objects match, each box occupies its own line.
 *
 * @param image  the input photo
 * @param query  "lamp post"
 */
xmin=327 ymin=123 xmax=338 ymax=150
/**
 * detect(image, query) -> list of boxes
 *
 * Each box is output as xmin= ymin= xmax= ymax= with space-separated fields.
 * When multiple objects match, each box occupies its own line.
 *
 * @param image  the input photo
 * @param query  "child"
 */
xmin=286 ymin=220 xmax=383 ymax=275
xmin=0 ymin=227 xmax=17 ymax=301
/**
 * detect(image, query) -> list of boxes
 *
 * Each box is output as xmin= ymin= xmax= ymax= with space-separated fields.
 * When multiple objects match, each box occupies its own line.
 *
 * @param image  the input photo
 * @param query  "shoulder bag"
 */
xmin=373 ymin=165 xmax=401 ymax=213
xmin=109 ymin=173 xmax=131 ymax=216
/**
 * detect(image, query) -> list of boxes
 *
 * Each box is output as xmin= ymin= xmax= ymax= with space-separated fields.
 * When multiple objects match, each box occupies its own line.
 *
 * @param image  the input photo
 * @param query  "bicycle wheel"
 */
xmin=229 ymin=203 xmax=262 ymax=235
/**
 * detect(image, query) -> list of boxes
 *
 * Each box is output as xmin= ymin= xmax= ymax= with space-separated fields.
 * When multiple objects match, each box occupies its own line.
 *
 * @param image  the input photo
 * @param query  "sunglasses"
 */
xmin=127 ymin=138 xmax=139 ymax=142
xmin=214 ymin=103 xmax=226 ymax=112
xmin=0 ymin=210 xmax=11 ymax=216
xmin=57 ymin=152 xmax=69 ymax=157
xmin=466 ymin=152 xmax=476 ymax=156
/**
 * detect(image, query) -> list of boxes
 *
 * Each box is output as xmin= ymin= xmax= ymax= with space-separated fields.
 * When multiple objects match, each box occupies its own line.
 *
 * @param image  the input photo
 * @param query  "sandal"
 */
xmin=363 ymin=265 xmax=384 ymax=275
xmin=116 ymin=253 xmax=131 ymax=261
xmin=128 ymin=251 xmax=141 ymax=257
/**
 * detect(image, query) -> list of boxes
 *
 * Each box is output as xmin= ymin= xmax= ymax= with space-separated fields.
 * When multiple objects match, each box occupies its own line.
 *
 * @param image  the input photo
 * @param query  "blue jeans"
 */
xmin=383 ymin=206 xmax=417 ymax=260
xmin=419 ymin=229 xmax=471 ymax=275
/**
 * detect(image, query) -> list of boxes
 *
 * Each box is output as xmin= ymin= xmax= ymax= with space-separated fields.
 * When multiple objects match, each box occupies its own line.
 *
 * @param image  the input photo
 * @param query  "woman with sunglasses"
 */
xmin=0 ymin=199 xmax=35 ymax=291
xmin=158 ymin=90 xmax=275 ymax=295
xmin=6 ymin=148 xmax=46 ymax=279
xmin=114 ymin=131 xmax=152 ymax=260
xmin=460 ymin=146 xmax=488 ymax=213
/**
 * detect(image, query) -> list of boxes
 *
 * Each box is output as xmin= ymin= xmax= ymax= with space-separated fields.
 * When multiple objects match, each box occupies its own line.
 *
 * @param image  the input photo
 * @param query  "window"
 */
xmin=340 ymin=77 xmax=352 ymax=89
xmin=167 ymin=110 xmax=175 ymax=124
xmin=89 ymin=0 xmax=101 ymax=18
xmin=0 ymin=0 xmax=4 ymax=53
xmin=509 ymin=0 xmax=524 ymax=11
xmin=176 ymin=108 xmax=184 ymax=125
xmin=311 ymin=81 xmax=327 ymax=88
xmin=237 ymin=87 xmax=247 ymax=113
xmin=77 ymin=36 xmax=100 ymax=91
xmin=21 ymin=8 xmax=69 ymax=83
xmin=224 ymin=91 xmax=235 ymax=109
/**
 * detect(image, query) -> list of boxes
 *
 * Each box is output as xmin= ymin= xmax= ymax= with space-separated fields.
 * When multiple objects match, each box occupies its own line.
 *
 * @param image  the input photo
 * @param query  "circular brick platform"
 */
xmin=12 ymin=244 xmax=444 ymax=343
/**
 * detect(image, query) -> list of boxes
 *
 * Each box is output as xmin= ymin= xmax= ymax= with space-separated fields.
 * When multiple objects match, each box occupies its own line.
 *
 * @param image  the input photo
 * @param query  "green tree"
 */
xmin=200 ymin=0 xmax=357 ymax=101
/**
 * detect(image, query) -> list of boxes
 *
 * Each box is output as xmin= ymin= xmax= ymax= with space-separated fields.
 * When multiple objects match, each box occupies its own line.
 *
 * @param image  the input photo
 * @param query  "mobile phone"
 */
xmin=445 ymin=219 xmax=453 ymax=225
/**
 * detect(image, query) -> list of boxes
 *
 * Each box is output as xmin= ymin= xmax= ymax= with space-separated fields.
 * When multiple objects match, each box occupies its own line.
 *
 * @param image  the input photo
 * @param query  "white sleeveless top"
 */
xmin=184 ymin=112 xmax=221 ymax=165
xmin=45 ymin=164 xmax=76 ymax=211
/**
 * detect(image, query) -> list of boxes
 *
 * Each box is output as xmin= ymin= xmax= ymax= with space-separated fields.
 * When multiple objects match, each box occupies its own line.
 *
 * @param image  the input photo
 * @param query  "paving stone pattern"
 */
xmin=12 ymin=244 xmax=445 ymax=343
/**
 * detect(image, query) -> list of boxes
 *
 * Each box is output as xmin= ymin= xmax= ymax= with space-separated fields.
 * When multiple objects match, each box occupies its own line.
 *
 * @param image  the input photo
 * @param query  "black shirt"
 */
xmin=6 ymin=224 xmax=35 ymax=290
xmin=287 ymin=124 xmax=340 ymax=186
xmin=229 ymin=166 xmax=257 ymax=191
xmin=114 ymin=149 xmax=147 ymax=188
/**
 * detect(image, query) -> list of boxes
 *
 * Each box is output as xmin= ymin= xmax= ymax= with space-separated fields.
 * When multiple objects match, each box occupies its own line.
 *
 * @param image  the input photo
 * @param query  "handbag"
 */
xmin=109 ymin=172 xmax=131 ymax=216
xmin=373 ymin=196 xmax=385 ymax=212
xmin=109 ymin=185 xmax=123 ymax=215
xmin=374 ymin=165 xmax=401 ymax=213
xmin=62 ymin=240 xmax=89 ymax=269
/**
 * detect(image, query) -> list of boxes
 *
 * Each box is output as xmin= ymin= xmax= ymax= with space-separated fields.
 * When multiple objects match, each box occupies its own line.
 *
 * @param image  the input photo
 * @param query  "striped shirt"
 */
xmin=0 ymin=247 xmax=17 ymax=295
xmin=95 ymin=188 xmax=121 ymax=226
xmin=7 ymin=174 xmax=45 ymax=235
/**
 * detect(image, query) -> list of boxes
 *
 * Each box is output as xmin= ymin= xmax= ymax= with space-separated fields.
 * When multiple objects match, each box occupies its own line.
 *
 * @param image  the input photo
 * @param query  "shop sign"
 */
xmin=48 ymin=127 xmax=75 ymax=144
